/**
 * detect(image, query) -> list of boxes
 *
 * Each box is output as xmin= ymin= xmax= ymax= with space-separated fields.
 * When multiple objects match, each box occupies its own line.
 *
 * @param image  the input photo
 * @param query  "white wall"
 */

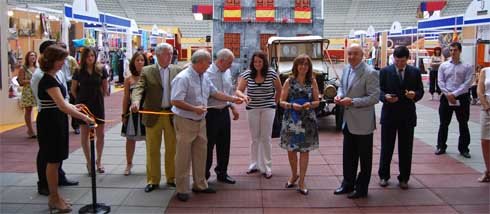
xmin=0 ymin=2 xmax=27 ymax=125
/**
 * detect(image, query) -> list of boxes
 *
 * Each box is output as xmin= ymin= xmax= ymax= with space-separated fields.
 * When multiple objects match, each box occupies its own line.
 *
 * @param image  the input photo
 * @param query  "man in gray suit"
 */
xmin=333 ymin=44 xmax=380 ymax=199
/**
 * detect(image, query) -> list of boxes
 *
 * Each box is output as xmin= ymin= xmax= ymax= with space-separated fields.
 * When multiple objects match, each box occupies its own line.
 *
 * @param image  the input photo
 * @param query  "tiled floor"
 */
xmin=0 ymin=83 xmax=489 ymax=213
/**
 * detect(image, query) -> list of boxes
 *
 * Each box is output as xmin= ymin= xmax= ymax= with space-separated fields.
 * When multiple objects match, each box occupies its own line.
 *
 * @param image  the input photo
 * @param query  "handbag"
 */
xmin=271 ymin=106 xmax=283 ymax=138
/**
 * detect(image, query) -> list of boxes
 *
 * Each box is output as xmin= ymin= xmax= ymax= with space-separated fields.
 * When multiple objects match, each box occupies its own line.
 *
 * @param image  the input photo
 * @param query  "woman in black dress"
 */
xmin=71 ymin=47 xmax=109 ymax=174
xmin=37 ymin=45 xmax=93 ymax=213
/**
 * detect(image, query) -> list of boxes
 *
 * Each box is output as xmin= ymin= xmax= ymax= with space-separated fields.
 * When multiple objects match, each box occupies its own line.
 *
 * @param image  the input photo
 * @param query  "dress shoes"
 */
xmin=166 ymin=182 xmax=176 ymax=187
xmin=59 ymin=178 xmax=79 ymax=186
xmin=399 ymin=181 xmax=409 ymax=189
xmin=217 ymin=175 xmax=236 ymax=184
xmin=460 ymin=152 xmax=471 ymax=158
xmin=144 ymin=184 xmax=159 ymax=192
xmin=347 ymin=190 xmax=367 ymax=199
xmin=191 ymin=187 xmax=216 ymax=194
xmin=434 ymin=148 xmax=446 ymax=155
xmin=334 ymin=186 xmax=353 ymax=195
xmin=297 ymin=188 xmax=309 ymax=195
xmin=378 ymin=179 xmax=389 ymax=187
xmin=176 ymin=193 xmax=189 ymax=202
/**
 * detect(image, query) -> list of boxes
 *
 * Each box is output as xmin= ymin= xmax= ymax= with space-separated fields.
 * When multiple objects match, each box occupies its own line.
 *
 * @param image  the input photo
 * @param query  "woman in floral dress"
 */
xmin=279 ymin=54 xmax=320 ymax=195
xmin=19 ymin=51 xmax=38 ymax=138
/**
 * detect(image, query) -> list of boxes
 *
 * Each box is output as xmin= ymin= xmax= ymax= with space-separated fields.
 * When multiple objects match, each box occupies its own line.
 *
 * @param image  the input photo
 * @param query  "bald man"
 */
xmin=333 ymin=45 xmax=380 ymax=199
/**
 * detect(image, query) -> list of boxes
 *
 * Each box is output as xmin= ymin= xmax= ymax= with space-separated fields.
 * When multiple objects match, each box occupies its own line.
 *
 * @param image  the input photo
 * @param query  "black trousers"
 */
xmin=378 ymin=124 xmax=414 ymax=182
xmin=437 ymin=93 xmax=471 ymax=153
xmin=470 ymin=85 xmax=478 ymax=99
xmin=342 ymin=125 xmax=373 ymax=194
xmin=429 ymin=68 xmax=441 ymax=95
xmin=36 ymin=150 xmax=67 ymax=188
xmin=205 ymin=108 xmax=231 ymax=177
xmin=66 ymin=80 xmax=79 ymax=130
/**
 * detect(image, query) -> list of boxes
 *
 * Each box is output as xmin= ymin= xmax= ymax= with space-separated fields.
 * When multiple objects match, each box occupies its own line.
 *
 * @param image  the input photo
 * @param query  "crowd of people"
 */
xmin=15 ymin=39 xmax=489 ymax=211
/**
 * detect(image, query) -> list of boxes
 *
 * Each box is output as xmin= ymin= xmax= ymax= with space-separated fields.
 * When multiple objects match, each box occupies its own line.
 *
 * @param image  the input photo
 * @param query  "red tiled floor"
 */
xmin=368 ymin=176 xmax=425 ymax=189
xmin=262 ymin=190 xmax=357 ymax=208
xmin=168 ymin=190 xmax=262 ymax=208
xmin=452 ymin=205 xmax=490 ymax=214
xmin=260 ymin=175 xmax=340 ymax=190
xmin=360 ymin=205 xmax=458 ymax=214
xmin=414 ymin=174 xmax=489 ymax=188
xmin=263 ymin=207 xmax=361 ymax=214
xmin=353 ymin=189 xmax=444 ymax=207
xmin=432 ymin=188 xmax=490 ymax=205
xmin=410 ymin=163 xmax=477 ymax=174
xmin=165 ymin=208 xmax=263 ymax=214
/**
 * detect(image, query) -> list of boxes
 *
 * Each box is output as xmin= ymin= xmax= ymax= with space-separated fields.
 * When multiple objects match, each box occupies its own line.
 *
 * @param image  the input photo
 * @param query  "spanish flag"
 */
xmin=224 ymin=5 xmax=241 ymax=22
xmin=294 ymin=7 xmax=311 ymax=23
xmin=256 ymin=6 xmax=275 ymax=22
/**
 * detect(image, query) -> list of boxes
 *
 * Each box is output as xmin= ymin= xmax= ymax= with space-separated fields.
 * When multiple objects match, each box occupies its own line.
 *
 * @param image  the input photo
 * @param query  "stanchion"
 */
xmin=79 ymin=123 xmax=110 ymax=214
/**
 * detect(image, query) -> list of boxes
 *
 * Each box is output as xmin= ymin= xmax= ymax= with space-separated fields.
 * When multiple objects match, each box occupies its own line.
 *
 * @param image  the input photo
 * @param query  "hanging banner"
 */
xmin=294 ymin=7 xmax=311 ymax=23
xmin=256 ymin=6 xmax=274 ymax=22
xmin=224 ymin=5 xmax=241 ymax=22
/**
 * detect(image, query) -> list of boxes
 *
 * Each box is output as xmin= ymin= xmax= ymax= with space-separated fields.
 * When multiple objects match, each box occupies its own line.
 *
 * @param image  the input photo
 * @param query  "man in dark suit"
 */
xmin=378 ymin=46 xmax=424 ymax=189
xmin=333 ymin=44 xmax=380 ymax=199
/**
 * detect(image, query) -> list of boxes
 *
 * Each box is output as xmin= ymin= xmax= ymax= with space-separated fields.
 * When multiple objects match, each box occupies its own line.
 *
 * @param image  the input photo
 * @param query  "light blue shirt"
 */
xmin=438 ymin=60 xmax=474 ymax=97
xmin=346 ymin=62 xmax=362 ymax=92
xmin=31 ymin=68 xmax=69 ymax=111
xmin=171 ymin=66 xmax=218 ymax=120
xmin=204 ymin=64 xmax=234 ymax=109
xmin=156 ymin=63 xmax=171 ymax=108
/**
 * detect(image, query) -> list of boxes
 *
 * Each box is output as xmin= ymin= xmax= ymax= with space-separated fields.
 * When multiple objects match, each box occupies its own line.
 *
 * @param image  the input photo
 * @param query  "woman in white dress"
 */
xmin=477 ymin=67 xmax=490 ymax=182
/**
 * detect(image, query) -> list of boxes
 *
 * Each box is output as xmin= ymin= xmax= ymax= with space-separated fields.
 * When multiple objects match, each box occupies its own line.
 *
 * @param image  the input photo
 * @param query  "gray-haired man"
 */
xmin=171 ymin=49 xmax=243 ymax=202
xmin=204 ymin=49 xmax=239 ymax=184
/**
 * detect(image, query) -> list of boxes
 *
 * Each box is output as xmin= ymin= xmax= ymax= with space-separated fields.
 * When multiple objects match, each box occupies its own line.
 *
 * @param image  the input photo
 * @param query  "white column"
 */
xmin=0 ymin=1 xmax=25 ymax=125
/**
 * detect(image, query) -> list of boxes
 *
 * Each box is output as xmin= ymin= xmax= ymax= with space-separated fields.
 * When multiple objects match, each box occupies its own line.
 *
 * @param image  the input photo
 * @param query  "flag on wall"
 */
xmin=192 ymin=5 xmax=213 ymax=15
xmin=224 ymin=5 xmax=241 ymax=22
xmin=256 ymin=6 xmax=275 ymax=22
xmin=294 ymin=7 xmax=311 ymax=23
xmin=420 ymin=1 xmax=446 ymax=12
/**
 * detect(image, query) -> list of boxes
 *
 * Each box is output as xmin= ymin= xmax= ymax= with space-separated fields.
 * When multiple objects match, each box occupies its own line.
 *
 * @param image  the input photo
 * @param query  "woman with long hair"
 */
xmin=37 ymin=45 xmax=93 ymax=213
xmin=429 ymin=47 xmax=443 ymax=100
xmin=19 ymin=51 xmax=38 ymax=138
xmin=71 ymin=47 xmax=109 ymax=175
xmin=279 ymin=54 xmax=320 ymax=195
xmin=121 ymin=52 xmax=148 ymax=175
xmin=236 ymin=51 xmax=282 ymax=179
